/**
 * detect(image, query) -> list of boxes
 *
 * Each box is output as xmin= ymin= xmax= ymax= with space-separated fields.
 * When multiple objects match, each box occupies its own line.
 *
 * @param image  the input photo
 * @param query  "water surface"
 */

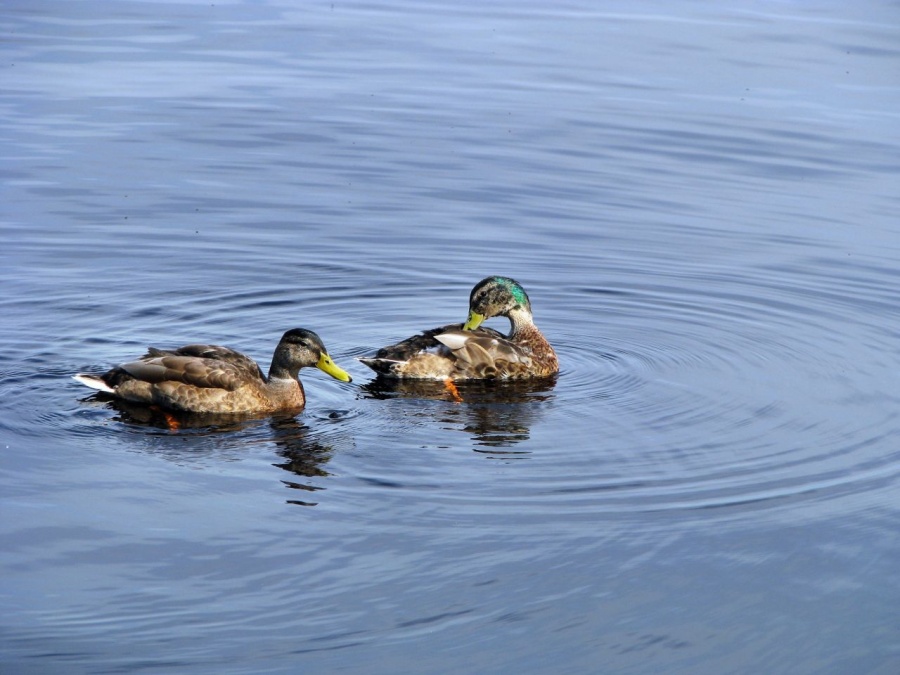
xmin=2 ymin=1 xmax=899 ymax=673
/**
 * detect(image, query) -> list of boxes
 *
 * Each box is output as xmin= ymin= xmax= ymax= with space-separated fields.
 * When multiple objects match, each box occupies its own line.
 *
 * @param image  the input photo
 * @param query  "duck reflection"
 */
xmin=267 ymin=415 xmax=338 ymax=506
xmin=361 ymin=375 xmax=557 ymax=452
xmin=93 ymin=397 xmax=339 ymax=505
xmin=104 ymin=397 xmax=259 ymax=432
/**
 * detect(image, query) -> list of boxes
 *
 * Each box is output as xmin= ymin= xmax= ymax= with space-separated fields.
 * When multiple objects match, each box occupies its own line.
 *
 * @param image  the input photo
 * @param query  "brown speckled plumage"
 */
xmin=359 ymin=277 xmax=558 ymax=381
xmin=74 ymin=328 xmax=351 ymax=414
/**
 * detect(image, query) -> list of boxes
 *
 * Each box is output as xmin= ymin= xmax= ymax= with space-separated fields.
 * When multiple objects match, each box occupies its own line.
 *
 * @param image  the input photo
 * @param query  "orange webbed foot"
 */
xmin=444 ymin=378 xmax=463 ymax=403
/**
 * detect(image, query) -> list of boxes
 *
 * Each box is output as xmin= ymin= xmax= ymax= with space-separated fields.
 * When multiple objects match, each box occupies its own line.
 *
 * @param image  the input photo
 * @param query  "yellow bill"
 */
xmin=317 ymin=353 xmax=352 ymax=382
xmin=463 ymin=311 xmax=485 ymax=331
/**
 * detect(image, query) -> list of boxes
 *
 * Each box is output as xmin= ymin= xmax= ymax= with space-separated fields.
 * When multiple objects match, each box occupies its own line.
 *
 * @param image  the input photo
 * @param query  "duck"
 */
xmin=359 ymin=276 xmax=558 ymax=380
xmin=73 ymin=328 xmax=352 ymax=414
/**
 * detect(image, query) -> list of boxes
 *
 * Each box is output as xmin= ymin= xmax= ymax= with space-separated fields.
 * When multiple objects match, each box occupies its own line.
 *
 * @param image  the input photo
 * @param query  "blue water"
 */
xmin=2 ymin=1 xmax=899 ymax=673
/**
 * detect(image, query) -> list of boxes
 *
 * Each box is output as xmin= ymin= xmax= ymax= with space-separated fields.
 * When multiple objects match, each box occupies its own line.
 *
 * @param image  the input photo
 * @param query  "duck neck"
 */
xmin=506 ymin=307 xmax=535 ymax=338
xmin=268 ymin=350 xmax=300 ymax=382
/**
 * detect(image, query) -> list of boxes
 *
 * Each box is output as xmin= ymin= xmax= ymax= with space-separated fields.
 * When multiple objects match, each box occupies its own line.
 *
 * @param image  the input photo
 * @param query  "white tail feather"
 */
xmin=434 ymin=332 xmax=469 ymax=351
xmin=73 ymin=374 xmax=115 ymax=394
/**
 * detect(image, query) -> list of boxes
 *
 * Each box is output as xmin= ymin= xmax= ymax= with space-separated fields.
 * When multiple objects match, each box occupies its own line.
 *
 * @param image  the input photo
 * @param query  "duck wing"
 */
xmin=150 ymin=344 xmax=261 ymax=372
xmin=359 ymin=324 xmax=507 ymax=377
xmin=434 ymin=328 xmax=533 ymax=379
xmin=121 ymin=344 xmax=264 ymax=391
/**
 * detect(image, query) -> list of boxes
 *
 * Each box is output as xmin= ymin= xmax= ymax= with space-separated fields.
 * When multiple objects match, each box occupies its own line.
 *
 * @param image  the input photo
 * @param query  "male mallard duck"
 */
xmin=74 ymin=328 xmax=352 ymax=414
xmin=359 ymin=276 xmax=558 ymax=380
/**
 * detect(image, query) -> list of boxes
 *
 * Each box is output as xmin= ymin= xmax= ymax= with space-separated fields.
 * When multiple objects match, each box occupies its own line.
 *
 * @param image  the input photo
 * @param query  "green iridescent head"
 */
xmin=464 ymin=276 xmax=532 ymax=330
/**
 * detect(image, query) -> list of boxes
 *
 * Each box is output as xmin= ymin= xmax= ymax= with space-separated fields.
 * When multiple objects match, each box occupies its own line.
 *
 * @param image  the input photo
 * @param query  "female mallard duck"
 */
xmin=359 ymin=276 xmax=558 ymax=380
xmin=73 ymin=328 xmax=352 ymax=414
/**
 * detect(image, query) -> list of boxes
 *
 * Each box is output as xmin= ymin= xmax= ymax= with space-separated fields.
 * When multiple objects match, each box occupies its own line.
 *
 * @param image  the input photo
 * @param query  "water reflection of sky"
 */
xmin=2 ymin=1 xmax=900 ymax=673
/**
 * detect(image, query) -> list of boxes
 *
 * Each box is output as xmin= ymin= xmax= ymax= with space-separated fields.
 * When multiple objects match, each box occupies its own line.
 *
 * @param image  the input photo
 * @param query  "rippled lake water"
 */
xmin=2 ymin=1 xmax=899 ymax=673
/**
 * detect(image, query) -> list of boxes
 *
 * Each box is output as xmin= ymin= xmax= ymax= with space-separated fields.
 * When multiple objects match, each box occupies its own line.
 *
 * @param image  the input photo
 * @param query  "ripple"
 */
xmin=4 ymin=0 xmax=899 ymax=670
xmin=10 ymin=244 xmax=900 ymax=530
xmin=5 ymin=151 xmax=897 ymax=532
xmin=327 ymin=252 xmax=900 ymax=528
